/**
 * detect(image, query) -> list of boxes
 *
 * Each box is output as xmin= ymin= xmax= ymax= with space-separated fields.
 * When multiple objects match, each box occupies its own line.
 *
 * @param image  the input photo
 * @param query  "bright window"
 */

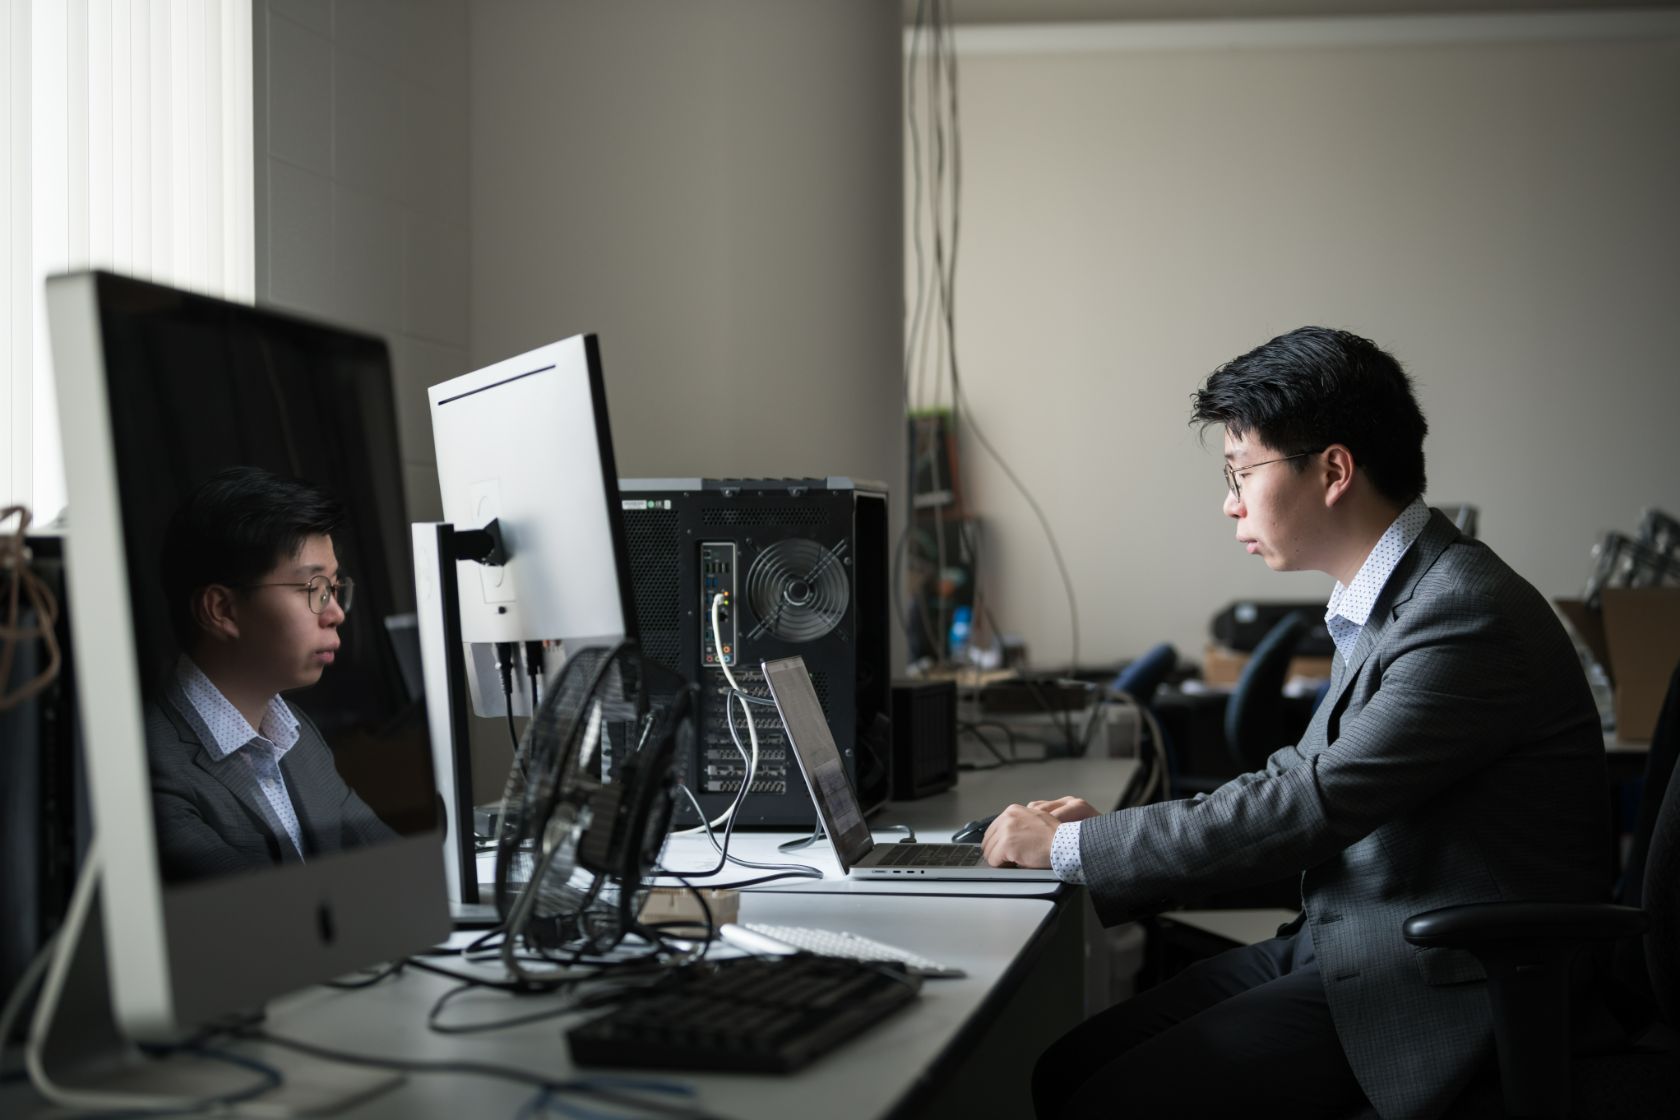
xmin=2 ymin=0 xmax=253 ymax=521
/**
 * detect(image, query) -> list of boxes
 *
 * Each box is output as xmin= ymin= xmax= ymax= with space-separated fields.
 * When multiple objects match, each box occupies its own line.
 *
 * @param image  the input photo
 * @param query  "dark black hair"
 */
xmin=160 ymin=466 xmax=344 ymax=649
xmin=1189 ymin=326 xmax=1428 ymax=505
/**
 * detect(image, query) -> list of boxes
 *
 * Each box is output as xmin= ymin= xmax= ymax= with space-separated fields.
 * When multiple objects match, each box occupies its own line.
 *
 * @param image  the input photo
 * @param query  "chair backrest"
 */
xmin=1603 ymin=660 xmax=1680 ymax=1027
xmin=1644 ymin=736 xmax=1680 ymax=1026
xmin=1111 ymin=642 xmax=1177 ymax=708
xmin=1223 ymin=610 xmax=1308 ymax=771
xmin=1621 ymin=660 xmax=1680 ymax=908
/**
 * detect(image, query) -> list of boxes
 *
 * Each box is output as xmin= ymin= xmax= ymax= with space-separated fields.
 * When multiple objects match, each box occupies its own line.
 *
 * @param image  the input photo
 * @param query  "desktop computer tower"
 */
xmin=1 ymin=533 xmax=86 ymax=1007
xmin=618 ymin=478 xmax=891 ymax=827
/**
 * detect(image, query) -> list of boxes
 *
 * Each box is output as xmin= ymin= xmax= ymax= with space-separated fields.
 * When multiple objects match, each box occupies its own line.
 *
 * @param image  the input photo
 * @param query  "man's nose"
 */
xmin=1223 ymin=489 xmax=1242 ymax=519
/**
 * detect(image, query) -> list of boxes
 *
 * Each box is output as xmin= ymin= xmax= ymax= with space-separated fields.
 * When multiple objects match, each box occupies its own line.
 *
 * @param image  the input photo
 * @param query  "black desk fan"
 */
xmin=490 ymin=643 xmax=691 ymax=977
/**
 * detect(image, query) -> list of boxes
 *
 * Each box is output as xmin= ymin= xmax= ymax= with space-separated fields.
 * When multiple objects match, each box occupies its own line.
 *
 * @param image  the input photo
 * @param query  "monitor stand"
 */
xmin=26 ymin=841 xmax=402 ymax=1114
xmin=412 ymin=522 xmax=489 ymax=921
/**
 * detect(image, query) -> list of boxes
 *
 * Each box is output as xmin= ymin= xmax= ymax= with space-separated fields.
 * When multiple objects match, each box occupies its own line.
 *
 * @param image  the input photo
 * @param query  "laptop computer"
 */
xmin=762 ymin=656 xmax=1059 ymax=881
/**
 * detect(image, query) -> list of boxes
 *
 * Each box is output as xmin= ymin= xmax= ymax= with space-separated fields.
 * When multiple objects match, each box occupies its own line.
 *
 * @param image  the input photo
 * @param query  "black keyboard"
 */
xmin=871 ymin=842 xmax=984 ymax=867
xmin=567 ymin=955 xmax=922 ymax=1073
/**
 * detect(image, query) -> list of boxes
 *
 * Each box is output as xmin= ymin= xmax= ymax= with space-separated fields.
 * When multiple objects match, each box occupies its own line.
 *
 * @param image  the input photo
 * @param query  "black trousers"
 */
xmin=1032 ymin=930 xmax=1371 ymax=1119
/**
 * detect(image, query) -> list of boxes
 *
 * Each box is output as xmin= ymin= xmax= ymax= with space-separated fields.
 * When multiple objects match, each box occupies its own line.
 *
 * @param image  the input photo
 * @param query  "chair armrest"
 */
xmin=1403 ymin=902 xmax=1648 ymax=949
xmin=1404 ymin=902 xmax=1647 ymax=1118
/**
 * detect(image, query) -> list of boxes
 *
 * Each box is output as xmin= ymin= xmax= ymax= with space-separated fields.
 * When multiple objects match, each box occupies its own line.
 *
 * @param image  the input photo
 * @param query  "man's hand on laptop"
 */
xmin=981 ymin=796 xmax=1097 ymax=868
xmin=981 ymin=803 xmax=1061 ymax=868
xmin=1026 ymin=796 xmax=1099 ymax=823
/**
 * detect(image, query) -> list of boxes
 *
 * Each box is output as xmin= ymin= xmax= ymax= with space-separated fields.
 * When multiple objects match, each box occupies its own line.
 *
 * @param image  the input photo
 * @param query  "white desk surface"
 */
xmin=245 ymin=892 xmax=1057 ymax=1120
xmin=4 ymin=758 xmax=1134 ymax=1118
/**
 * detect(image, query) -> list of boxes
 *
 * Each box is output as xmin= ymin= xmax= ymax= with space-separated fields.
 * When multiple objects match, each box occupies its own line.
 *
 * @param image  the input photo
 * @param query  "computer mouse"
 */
xmin=950 ymin=815 xmax=996 ymax=844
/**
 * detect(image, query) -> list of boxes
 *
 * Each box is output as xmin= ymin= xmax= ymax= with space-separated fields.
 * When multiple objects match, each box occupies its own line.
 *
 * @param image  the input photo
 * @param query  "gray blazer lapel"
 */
xmin=163 ymin=686 xmax=304 ymax=863
xmin=280 ymin=708 xmax=339 ymax=855
xmin=1380 ymin=510 xmax=1460 ymax=621
xmin=1321 ymin=510 xmax=1462 ymax=715
xmin=1297 ymin=649 xmax=1347 ymax=751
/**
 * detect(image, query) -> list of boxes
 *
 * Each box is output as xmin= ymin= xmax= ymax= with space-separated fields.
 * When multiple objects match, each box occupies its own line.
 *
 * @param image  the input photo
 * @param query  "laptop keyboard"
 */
xmin=871 ymin=843 xmax=985 ymax=868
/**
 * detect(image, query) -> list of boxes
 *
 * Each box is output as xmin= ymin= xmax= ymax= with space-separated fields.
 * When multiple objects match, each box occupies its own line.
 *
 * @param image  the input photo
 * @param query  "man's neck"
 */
xmin=1325 ymin=498 xmax=1410 ymax=588
xmin=189 ymin=651 xmax=274 ymax=731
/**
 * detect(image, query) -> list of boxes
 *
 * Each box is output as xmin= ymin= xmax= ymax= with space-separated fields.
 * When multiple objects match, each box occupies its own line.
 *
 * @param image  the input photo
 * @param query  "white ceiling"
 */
xmin=936 ymin=0 xmax=1680 ymax=23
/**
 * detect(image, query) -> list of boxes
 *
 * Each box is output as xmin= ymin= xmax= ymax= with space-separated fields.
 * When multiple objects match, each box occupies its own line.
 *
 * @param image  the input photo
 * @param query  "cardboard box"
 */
xmin=1202 ymin=643 xmax=1334 ymax=689
xmin=637 ymin=887 xmax=740 ymax=929
xmin=1556 ymin=588 xmax=1680 ymax=743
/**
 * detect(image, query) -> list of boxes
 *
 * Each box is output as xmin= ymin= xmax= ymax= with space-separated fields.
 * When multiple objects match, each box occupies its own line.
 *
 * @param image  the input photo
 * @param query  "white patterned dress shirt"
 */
xmin=1049 ymin=497 xmax=1434 ymax=884
xmin=176 ymin=656 xmax=306 ymax=860
xmin=1323 ymin=498 xmax=1431 ymax=664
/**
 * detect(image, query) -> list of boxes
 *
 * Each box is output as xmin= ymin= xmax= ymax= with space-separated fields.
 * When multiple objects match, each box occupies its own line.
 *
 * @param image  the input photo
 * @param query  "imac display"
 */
xmin=44 ymin=271 xmax=449 ymax=1046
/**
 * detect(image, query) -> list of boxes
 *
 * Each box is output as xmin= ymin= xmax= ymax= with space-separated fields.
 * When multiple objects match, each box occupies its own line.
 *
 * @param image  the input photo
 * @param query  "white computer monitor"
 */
xmin=44 ymin=272 xmax=450 ymax=1049
xmin=428 ymin=335 xmax=636 ymax=716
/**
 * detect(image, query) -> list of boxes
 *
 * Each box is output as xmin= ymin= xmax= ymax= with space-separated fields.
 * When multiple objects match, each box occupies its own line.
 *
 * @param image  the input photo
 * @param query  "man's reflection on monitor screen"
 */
xmin=146 ymin=466 xmax=396 ymax=883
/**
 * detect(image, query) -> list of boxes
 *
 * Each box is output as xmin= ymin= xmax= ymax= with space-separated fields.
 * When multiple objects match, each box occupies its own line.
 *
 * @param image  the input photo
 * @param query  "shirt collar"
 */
xmin=1325 ymin=497 xmax=1432 ymax=630
xmin=175 ymin=656 xmax=301 ymax=760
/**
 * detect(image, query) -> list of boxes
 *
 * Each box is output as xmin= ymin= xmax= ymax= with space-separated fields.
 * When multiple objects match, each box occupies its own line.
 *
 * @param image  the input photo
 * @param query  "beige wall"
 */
xmin=256 ymin=2 xmax=905 ymax=792
xmin=920 ymin=19 xmax=1680 ymax=668
xmin=466 ymin=0 xmax=905 ymax=786
xmin=468 ymin=0 xmax=903 ymax=490
xmin=254 ymin=0 xmax=480 ymax=787
xmin=254 ymin=0 xmax=470 ymax=528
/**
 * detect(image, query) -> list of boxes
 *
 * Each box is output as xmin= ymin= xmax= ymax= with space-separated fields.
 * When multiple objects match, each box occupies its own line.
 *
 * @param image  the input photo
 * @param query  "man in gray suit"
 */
xmin=147 ymin=467 xmax=394 ymax=884
xmin=983 ymin=328 xmax=1607 ymax=1119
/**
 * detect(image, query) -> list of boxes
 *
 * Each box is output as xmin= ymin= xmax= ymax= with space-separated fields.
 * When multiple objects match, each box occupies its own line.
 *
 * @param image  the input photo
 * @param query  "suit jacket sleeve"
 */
xmin=1079 ymin=584 xmax=1531 ymax=925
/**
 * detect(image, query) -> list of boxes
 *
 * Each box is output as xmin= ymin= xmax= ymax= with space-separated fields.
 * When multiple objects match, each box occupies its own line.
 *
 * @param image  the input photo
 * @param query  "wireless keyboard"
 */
xmin=567 ymin=954 xmax=922 ymax=1073
xmin=726 ymin=922 xmax=966 ymax=979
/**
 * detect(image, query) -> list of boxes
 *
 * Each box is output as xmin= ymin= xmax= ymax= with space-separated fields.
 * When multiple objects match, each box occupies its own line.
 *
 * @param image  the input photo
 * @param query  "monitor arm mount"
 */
xmin=450 ymin=517 xmax=508 ymax=567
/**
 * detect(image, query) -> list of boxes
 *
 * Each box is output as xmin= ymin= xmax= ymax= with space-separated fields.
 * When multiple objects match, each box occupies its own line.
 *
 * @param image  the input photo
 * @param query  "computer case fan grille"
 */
xmin=745 ymin=537 xmax=850 ymax=643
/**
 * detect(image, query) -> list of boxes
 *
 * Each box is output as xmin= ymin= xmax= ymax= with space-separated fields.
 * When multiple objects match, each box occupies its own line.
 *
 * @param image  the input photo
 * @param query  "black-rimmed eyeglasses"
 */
xmin=1223 ymin=450 xmax=1324 ymax=503
xmin=237 ymin=574 xmax=355 ymax=615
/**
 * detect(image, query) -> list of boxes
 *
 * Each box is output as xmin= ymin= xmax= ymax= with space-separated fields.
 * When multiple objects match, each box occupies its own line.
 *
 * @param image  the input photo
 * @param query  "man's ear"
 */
xmin=1322 ymin=444 xmax=1357 ymax=507
xmin=193 ymin=585 xmax=242 ymax=643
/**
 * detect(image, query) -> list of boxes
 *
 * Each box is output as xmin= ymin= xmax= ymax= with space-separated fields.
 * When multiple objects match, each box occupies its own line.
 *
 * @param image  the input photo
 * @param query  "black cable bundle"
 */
xmin=0 ymin=507 xmax=61 ymax=711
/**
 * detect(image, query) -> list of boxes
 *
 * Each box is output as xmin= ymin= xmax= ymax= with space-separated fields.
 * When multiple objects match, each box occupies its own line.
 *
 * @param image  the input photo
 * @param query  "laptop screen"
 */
xmin=762 ymin=657 xmax=874 ymax=869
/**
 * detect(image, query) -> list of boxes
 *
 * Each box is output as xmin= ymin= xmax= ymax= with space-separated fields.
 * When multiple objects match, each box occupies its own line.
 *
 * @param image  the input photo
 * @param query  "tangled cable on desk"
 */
xmin=0 ymin=506 xmax=61 ymax=711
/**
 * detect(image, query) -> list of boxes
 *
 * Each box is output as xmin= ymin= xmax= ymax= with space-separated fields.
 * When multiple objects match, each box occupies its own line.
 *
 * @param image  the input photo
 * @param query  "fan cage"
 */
xmin=491 ymin=643 xmax=687 ymax=971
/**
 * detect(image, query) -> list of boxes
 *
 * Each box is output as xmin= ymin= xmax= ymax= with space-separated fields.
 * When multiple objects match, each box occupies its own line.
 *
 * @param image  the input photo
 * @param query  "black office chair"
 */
xmin=1149 ymin=621 xmax=1303 ymax=920
xmin=1222 ymin=610 xmax=1309 ymax=772
xmin=1111 ymin=642 xmax=1178 ymax=709
xmin=1403 ymin=659 xmax=1680 ymax=1119
xmin=1109 ymin=643 xmax=1179 ymax=804
xmin=1619 ymin=662 xmax=1680 ymax=910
